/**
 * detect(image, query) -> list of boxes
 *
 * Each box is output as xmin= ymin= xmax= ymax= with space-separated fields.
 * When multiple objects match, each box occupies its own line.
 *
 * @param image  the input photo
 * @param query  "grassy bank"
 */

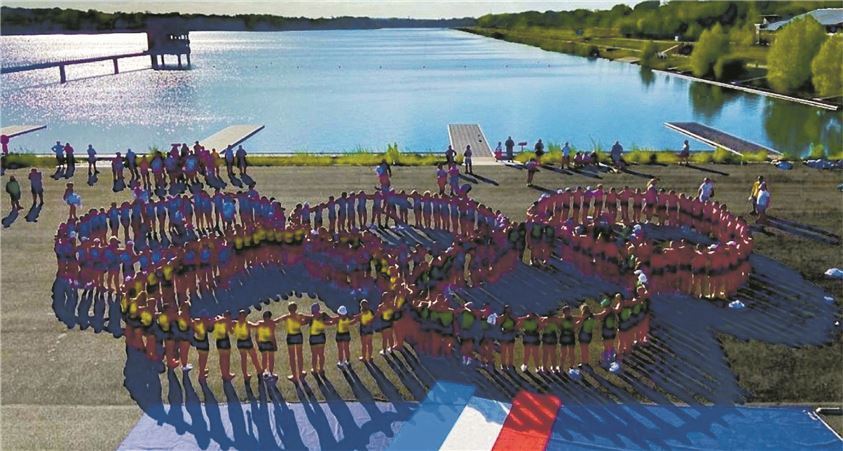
xmin=1 ymin=163 xmax=841 ymax=448
xmin=6 ymin=146 xmax=838 ymax=171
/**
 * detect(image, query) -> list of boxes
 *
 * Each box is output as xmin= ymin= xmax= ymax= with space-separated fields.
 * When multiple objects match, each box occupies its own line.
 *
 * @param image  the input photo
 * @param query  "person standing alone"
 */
xmin=463 ymin=145 xmax=473 ymax=175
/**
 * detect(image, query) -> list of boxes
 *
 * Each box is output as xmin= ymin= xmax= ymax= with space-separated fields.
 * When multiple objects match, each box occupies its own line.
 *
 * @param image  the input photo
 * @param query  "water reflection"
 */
xmin=689 ymin=83 xmax=737 ymax=121
xmin=763 ymin=99 xmax=843 ymax=156
xmin=639 ymin=67 xmax=655 ymax=89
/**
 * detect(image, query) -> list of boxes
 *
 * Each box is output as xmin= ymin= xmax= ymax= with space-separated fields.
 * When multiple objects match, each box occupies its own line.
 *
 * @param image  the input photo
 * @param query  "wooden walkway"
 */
xmin=448 ymin=124 xmax=493 ymax=159
xmin=199 ymin=124 xmax=265 ymax=151
xmin=665 ymin=122 xmax=781 ymax=157
xmin=1 ymin=124 xmax=46 ymax=138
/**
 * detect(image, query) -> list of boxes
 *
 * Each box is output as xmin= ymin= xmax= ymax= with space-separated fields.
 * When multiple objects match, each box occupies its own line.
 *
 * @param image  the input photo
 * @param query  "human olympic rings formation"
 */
xmin=52 ymin=178 xmax=750 ymax=383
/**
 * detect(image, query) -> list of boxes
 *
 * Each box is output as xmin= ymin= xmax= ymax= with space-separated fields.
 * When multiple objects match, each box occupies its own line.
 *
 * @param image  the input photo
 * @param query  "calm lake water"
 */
xmin=1 ymin=29 xmax=840 ymax=156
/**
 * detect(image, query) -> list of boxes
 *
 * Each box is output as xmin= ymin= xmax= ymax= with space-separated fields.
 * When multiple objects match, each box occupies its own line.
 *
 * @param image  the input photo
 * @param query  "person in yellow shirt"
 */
xmin=334 ymin=305 xmax=358 ymax=367
xmin=233 ymin=310 xmax=263 ymax=383
xmin=192 ymin=311 xmax=211 ymax=382
xmin=307 ymin=304 xmax=336 ymax=375
xmin=275 ymin=301 xmax=306 ymax=382
xmin=357 ymin=299 xmax=376 ymax=363
xmin=255 ymin=310 xmax=280 ymax=380
xmin=212 ymin=312 xmax=236 ymax=381
xmin=376 ymin=295 xmax=395 ymax=356
xmin=174 ymin=302 xmax=193 ymax=373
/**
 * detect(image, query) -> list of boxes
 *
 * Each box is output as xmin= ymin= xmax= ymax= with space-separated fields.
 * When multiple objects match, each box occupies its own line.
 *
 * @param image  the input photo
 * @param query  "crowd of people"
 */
xmin=526 ymin=178 xmax=752 ymax=299
xmin=53 ymin=173 xmax=670 ymax=382
xmin=36 ymin=132 xmax=768 ymax=388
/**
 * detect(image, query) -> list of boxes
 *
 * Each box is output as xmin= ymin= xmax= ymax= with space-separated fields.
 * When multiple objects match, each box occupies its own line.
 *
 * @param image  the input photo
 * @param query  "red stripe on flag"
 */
xmin=491 ymin=391 xmax=562 ymax=451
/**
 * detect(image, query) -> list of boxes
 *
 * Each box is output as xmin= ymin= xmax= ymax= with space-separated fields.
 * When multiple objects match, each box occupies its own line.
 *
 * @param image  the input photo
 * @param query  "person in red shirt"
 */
xmin=592 ymin=185 xmax=605 ymax=220
xmin=632 ymin=188 xmax=644 ymax=223
xmin=605 ymin=187 xmax=618 ymax=225
xmin=571 ymin=187 xmax=583 ymax=225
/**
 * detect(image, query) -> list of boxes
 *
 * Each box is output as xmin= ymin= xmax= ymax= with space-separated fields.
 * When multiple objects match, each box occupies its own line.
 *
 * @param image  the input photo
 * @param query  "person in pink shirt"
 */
xmin=435 ymin=164 xmax=447 ymax=195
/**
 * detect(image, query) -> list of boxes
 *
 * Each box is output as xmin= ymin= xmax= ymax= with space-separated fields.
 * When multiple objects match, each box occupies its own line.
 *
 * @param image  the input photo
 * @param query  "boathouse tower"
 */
xmin=146 ymin=19 xmax=191 ymax=70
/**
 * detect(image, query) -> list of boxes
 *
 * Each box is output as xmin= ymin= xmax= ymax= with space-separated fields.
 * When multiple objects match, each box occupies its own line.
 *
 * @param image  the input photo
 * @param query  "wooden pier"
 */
xmin=0 ymin=124 xmax=46 ymax=139
xmin=448 ymin=124 xmax=494 ymax=159
xmin=1 ymin=52 xmax=149 ymax=83
xmin=665 ymin=122 xmax=781 ymax=158
xmin=2 ymin=21 xmax=191 ymax=84
xmin=199 ymin=125 xmax=265 ymax=151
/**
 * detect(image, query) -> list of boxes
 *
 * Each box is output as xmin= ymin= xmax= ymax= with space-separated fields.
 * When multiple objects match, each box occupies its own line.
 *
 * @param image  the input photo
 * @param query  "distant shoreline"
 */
xmin=0 ymin=6 xmax=475 ymax=36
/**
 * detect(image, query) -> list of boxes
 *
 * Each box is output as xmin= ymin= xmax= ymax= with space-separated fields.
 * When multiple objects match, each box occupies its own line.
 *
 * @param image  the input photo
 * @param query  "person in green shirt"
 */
xmin=558 ymin=305 xmax=577 ymax=371
xmin=457 ymin=302 xmax=478 ymax=366
xmin=577 ymin=304 xmax=596 ymax=368
xmin=518 ymin=312 xmax=541 ymax=372
xmin=539 ymin=310 xmax=559 ymax=373
xmin=5 ymin=176 xmax=22 ymax=210
xmin=496 ymin=305 xmax=517 ymax=370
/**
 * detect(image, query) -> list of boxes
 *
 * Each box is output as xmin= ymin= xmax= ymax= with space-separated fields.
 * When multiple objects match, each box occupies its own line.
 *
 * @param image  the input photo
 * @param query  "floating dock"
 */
xmin=665 ymin=122 xmax=781 ymax=158
xmin=448 ymin=124 xmax=494 ymax=159
xmin=199 ymin=125 xmax=265 ymax=151
xmin=0 ymin=124 xmax=46 ymax=138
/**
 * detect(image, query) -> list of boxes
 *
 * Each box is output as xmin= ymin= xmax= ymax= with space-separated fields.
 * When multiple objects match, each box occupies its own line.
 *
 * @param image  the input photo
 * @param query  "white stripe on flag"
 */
xmin=440 ymin=397 xmax=512 ymax=451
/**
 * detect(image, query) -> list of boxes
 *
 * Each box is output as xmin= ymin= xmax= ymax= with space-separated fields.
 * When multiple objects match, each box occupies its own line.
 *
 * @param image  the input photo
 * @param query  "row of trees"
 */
xmin=767 ymin=16 xmax=841 ymax=96
xmin=476 ymin=1 xmax=840 ymax=40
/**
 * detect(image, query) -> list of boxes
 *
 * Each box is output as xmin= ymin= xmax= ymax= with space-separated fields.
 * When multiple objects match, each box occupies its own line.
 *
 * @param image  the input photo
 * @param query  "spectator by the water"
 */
xmin=112 ymin=152 xmax=125 ymax=183
xmin=463 ymin=145 xmax=473 ymax=175
xmin=505 ymin=136 xmax=515 ymax=161
xmin=534 ymin=139 xmax=545 ymax=163
xmin=52 ymin=141 xmax=64 ymax=170
xmin=526 ymin=158 xmax=539 ymax=186
xmin=63 ymin=142 xmax=75 ymax=170
xmin=448 ymin=162 xmax=460 ymax=195
xmin=63 ymin=182 xmax=79 ymax=219
xmin=28 ymin=168 xmax=44 ymax=206
xmin=756 ymin=182 xmax=771 ymax=224
xmin=750 ymin=175 xmax=764 ymax=215
xmin=610 ymin=141 xmax=626 ymax=170
xmin=679 ymin=140 xmax=690 ymax=166
xmin=86 ymin=144 xmax=98 ymax=174
xmin=377 ymin=159 xmax=392 ymax=191
xmin=445 ymin=145 xmax=456 ymax=165
xmin=561 ymin=142 xmax=572 ymax=169
xmin=5 ymin=176 xmax=22 ymax=210
xmin=236 ymin=145 xmax=247 ymax=176
xmin=126 ymin=148 xmax=139 ymax=180
xmin=698 ymin=177 xmax=714 ymax=202
xmin=494 ymin=142 xmax=503 ymax=160
xmin=436 ymin=163 xmax=447 ymax=194
xmin=224 ymin=145 xmax=235 ymax=176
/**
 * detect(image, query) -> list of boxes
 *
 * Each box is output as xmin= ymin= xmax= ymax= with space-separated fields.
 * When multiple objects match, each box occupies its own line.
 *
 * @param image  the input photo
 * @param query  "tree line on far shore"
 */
xmin=0 ymin=6 xmax=474 ymax=35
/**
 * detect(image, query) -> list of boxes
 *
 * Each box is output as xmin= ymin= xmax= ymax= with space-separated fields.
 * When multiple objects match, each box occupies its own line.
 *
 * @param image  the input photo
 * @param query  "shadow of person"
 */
xmin=223 ymin=381 xmax=259 ymax=449
xmin=241 ymin=174 xmax=256 ymax=187
xmin=112 ymin=178 xmax=126 ymax=193
xmin=25 ymin=203 xmax=43 ymax=222
xmin=229 ymin=174 xmax=244 ymax=188
xmin=64 ymin=164 xmax=76 ymax=179
xmin=2 ymin=207 xmax=19 ymax=228
xmin=684 ymin=164 xmax=730 ymax=176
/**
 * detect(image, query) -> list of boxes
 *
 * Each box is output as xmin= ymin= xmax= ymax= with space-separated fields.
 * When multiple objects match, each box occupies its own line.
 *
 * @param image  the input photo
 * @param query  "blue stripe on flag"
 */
xmin=388 ymin=382 xmax=475 ymax=450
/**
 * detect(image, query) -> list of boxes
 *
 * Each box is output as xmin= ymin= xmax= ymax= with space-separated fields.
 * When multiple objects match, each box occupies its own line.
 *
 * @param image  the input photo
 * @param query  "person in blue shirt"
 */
xmin=125 ymin=148 xmax=139 ymax=181
xmin=235 ymin=145 xmax=248 ymax=176
xmin=52 ymin=141 xmax=65 ymax=170
xmin=86 ymin=144 xmax=98 ymax=174
xmin=223 ymin=145 xmax=234 ymax=176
